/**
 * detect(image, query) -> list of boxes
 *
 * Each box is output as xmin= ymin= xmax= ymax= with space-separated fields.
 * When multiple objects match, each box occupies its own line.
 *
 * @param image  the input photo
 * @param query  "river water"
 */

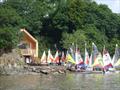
xmin=0 ymin=73 xmax=120 ymax=90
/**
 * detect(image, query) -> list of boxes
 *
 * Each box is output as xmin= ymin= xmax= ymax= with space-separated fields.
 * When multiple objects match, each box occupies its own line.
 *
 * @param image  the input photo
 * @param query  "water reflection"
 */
xmin=0 ymin=73 xmax=120 ymax=90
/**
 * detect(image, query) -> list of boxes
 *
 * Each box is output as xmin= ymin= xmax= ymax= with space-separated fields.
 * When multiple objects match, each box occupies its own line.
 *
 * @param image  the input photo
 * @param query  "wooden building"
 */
xmin=19 ymin=29 xmax=38 ymax=63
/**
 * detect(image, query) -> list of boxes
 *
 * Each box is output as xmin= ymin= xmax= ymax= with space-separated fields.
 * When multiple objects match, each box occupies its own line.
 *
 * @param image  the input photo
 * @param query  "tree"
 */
xmin=0 ymin=4 xmax=22 ymax=27
xmin=0 ymin=27 xmax=18 ymax=53
xmin=0 ymin=0 xmax=120 ymax=55
xmin=0 ymin=3 xmax=21 ymax=54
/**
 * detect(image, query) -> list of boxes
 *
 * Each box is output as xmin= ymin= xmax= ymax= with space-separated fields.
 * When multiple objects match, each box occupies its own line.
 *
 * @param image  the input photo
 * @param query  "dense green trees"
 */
xmin=0 ymin=27 xmax=18 ymax=52
xmin=59 ymin=0 xmax=120 ymax=54
xmin=0 ymin=3 xmax=21 ymax=55
xmin=0 ymin=0 xmax=120 ymax=56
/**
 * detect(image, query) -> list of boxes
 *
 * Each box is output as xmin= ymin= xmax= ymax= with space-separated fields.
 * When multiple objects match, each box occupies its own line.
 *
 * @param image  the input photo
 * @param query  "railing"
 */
xmin=20 ymin=49 xmax=36 ymax=56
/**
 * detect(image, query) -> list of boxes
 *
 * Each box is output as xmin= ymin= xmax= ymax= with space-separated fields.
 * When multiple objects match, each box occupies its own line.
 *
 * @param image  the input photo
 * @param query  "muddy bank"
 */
xmin=0 ymin=65 xmax=67 ymax=75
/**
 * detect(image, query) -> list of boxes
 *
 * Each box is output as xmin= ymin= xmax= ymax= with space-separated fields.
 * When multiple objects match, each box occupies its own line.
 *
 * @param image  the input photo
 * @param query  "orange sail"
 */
xmin=54 ymin=51 xmax=59 ymax=63
xmin=47 ymin=49 xmax=54 ymax=63
xmin=40 ymin=51 xmax=47 ymax=64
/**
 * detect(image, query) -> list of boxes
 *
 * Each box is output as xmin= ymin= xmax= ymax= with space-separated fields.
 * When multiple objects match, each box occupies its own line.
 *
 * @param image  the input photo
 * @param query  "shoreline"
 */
xmin=0 ymin=64 xmax=120 ymax=76
xmin=0 ymin=65 xmax=67 ymax=76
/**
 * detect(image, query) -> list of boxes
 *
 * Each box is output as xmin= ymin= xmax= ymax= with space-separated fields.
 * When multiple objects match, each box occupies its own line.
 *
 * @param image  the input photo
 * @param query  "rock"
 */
xmin=0 ymin=67 xmax=4 ymax=75
xmin=0 ymin=65 xmax=67 ymax=75
xmin=40 ymin=70 xmax=49 ymax=75
xmin=58 ymin=69 xmax=66 ymax=74
xmin=13 ymin=63 xmax=17 ymax=68
xmin=35 ymin=68 xmax=41 ymax=73
xmin=8 ymin=64 xmax=12 ymax=69
xmin=51 ymin=68 xmax=56 ymax=72
xmin=32 ymin=67 xmax=36 ymax=72
xmin=53 ymin=71 xmax=59 ymax=75
xmin=24 ymin=65 xmax=29 ymax=69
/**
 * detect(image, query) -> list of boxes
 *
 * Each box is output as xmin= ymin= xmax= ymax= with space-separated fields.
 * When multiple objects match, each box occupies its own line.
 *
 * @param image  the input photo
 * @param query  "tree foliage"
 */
xmin=0 ymin=3 xmax=21 ymax=54
xmin=0 ymin=0 xmax=120 ymax=55
xmin=0 ymin=27 xmax=18 ymax=53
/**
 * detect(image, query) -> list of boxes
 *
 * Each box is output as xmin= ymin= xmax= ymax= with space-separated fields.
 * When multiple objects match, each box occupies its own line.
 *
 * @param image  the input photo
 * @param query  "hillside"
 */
xmin=0 ymin=0 xmax=120 ymax=56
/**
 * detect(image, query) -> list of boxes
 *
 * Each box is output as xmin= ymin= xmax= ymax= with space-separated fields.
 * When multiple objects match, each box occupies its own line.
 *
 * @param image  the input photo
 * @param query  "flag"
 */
xmin=112 ymin=44 xmax=120 ymax=66
xmin=47 ymin=49 xmax=54 ymax=63
xmin=103 ymin=46 xmax=113 ymax=69
xmin=40 ymin=51 xmax=47 ymax=64
xmin=66 ymin=53 xmax=76 ymax=64
xmin=92 ymin=53 xmax=104 ymax=67
xmin=54 ymin=50 xmax=59 ymax=63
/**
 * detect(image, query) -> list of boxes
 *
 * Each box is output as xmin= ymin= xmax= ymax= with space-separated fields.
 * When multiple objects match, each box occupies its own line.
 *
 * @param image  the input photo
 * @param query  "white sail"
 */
xmin=112 ymin=44 xmax=120 ymax=66
xmin=75 ymin=50 xmax=81 ymax=64
xmin=84 ymin=48 xmax=89 ymax=66
xmin=47 ymin=49 xmax=54 ymax=63
xmin=115 ymin=58 xmax=120 ymax=66
xmin=41 ymin=51 xmax=47 ymax=64
xmin=89 ymin=54 xmax=92 ymax=67
xmin=75 ymin=49 xmax=83 ymax=64
xmin=103 ymin=47 xmax=112 ymax=67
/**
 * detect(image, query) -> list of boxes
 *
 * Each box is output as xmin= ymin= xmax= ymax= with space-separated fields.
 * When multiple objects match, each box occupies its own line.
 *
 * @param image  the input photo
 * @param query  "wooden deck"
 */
xmin=21 ymin=49 xmax=35 ymax=56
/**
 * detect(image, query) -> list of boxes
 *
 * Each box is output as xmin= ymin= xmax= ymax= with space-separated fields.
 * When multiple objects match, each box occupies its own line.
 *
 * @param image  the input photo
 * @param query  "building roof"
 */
xmin=20 ymin=29 xmax=38 ymax=43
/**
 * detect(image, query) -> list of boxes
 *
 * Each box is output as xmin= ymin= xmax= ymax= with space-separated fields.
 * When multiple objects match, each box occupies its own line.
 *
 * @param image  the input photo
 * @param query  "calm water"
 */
xmin=0 ymin=73 xmax=120 ymax=90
